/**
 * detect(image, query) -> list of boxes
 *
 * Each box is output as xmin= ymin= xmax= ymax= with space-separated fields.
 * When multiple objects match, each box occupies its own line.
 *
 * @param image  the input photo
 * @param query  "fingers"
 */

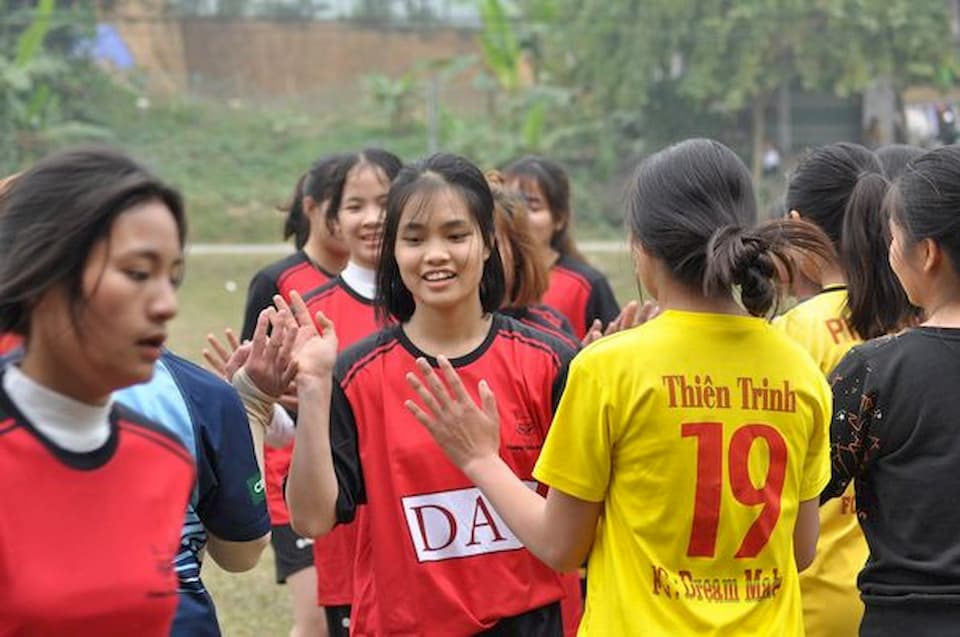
xmin=206 ymin=332 xmax=230 ymax=364
xmin=620 ymin=300 xmax=640 ymax=329
xmin=636 ymin=300 xmax=660 ymax=325
xmin=250 ymin=307 xmax=275 ymax=359
xmin=404 ymin=399 xmax=434 ymax=429
xmin=313 ymin=310 xmax=335 ymax=337
xmin=202 ymin=348 xmax=227 ymax=378
xmin=284 ymin=290 xmax=314 ymax=329
xmin=406 ymin=368 xmax=446 ymax=418
xmin=478 ymin=380 xmax=499 ymax=422
xmin=225 ymin=328 xmax=240 ymax=352
xmin=437 ymin=355 xmax=472 ymax=405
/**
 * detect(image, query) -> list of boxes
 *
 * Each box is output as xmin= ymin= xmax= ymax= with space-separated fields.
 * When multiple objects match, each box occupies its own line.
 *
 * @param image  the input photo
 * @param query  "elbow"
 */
xmin=795 ymin=544 xmax=817 ymax=572
xmin=289 ymin=511 xmax=335 ymax=539
xmin=210 ymin=533 xmax=271 ymax=573
xmin=540 ymin=545 xmax=588 ymax=574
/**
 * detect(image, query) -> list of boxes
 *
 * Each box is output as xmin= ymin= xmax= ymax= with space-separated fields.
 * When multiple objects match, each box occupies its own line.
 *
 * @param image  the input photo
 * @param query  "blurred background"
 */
xmin=3 ymin=2 xmax=959 ymax=633
xmin=3 ymin=0 xmax=960 ymax=240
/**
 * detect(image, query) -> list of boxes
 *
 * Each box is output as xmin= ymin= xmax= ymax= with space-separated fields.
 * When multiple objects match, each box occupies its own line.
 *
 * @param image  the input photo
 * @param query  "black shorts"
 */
xmin=270 ymin=523 xmax=314 ymax=584
xmin=476 ymin=601 xmax=562 ymax=636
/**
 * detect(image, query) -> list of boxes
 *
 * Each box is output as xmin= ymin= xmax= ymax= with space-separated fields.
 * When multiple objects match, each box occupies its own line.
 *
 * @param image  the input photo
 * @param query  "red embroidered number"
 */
xmin=681 ymin=422 xmax=788 ymax=558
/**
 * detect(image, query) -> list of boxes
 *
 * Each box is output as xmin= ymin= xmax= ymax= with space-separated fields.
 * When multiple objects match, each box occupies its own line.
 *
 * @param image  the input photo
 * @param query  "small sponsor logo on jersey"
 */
xmin=401 ymin=483 xmax=534 ymax=562
xmin=247 ymin=474 xmax=266 ymax=505
xmin=513 ymin=409 xmax=536 ymax=436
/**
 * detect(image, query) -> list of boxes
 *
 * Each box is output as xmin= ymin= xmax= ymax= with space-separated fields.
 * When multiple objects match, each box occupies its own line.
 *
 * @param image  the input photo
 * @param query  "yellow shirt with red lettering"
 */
xmin=534 ymin=310 xmax=831 ymax=636
xmin=774 ymin=287 xmax=866 ymax=637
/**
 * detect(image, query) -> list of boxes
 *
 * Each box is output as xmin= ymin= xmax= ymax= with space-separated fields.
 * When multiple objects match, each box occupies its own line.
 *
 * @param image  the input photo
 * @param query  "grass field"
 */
xmin=168 ymin=246 xmax=636 ymax=636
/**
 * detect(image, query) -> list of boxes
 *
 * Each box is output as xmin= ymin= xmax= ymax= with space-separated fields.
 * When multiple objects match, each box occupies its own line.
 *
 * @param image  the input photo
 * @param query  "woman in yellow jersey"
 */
xmin=773 ymin=143 xmax=918 ymax=637
xmin=405 ymin=139 xmax=832 ymax=636
xmin=822 ymin=145 xmax=960 ymax=635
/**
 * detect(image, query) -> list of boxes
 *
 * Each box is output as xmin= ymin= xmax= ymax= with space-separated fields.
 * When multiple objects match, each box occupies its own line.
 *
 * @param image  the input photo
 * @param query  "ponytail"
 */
xmin=841 ymin=172 xmax=913 ymax=339
xmin=280 ymin=172 xmax=309 ymax=249
xmin=704 ymin=226 xmax=788 ymax=318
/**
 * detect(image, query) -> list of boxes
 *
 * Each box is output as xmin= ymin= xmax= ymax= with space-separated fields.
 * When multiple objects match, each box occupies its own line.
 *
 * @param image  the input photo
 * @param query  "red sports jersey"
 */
xmin=0 ymin=333 xmax=23 ymax=357
xmin=242 ymin=250 xmax=332 ymax=526
xmin=503 ymin=304 xmax=580 ymax=350
xmin=329 ymin=315 xmax=576 ymax=635
xmin=0 ymin=383 xmax=195 ymax=636
xmin=541 ymin=254 xmax=620 ymax=339
xmin=304 ymin=277 xmax=382 ymax=606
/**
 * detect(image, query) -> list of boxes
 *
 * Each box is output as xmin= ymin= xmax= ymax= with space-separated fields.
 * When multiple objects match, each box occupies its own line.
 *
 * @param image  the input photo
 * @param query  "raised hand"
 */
xmin=203 ymin=328 xmax=247 ymax=381
xmin=277 ymin=290 xmax=339 ymax=380
xmin=241 ymin=306 xmax=298 ymax=398
xmin=404 ymin=355 xmax=501 ymax=471
xmin=581 ymin=300 xmax=661 ymax=346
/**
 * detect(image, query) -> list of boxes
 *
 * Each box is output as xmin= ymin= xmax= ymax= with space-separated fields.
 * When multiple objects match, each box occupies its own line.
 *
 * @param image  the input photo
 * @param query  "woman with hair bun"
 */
xmin=409 ymin=139 xmax=832 ymax=635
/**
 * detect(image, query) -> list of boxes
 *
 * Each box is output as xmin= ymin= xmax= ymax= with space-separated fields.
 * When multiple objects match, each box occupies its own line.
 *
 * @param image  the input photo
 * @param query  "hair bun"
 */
xmin=704 ymin=225 xmax=778 ymax=316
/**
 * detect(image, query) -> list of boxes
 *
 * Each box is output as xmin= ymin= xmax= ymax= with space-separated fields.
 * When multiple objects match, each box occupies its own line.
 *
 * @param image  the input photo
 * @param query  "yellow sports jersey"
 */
xmin=535 ymin=310 xmax=831 ymax=636
xmin=774 ymin=287 xmax=866 ymax=637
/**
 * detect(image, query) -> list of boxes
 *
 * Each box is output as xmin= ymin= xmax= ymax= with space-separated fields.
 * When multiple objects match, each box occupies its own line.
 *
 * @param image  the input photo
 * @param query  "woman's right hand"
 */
xmin=274 ymin=290 xmax=339 ymax=380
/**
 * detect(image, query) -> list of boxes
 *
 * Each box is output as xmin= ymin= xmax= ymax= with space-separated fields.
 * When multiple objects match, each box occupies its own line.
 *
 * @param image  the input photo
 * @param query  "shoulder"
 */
xmin=491 ymin=314 xmax=578 ymax=367
xmin=111 ymin=402 xmax=194 ymax=467
xmin=303 ymin=277 xmax=342 ymax=307
xmin=554 ymin=254 xmax=609 ymax=285
xmin=251 ymin=251 xmax=304 ymax=284
xmin=335 ymin=325 xmax=406 ymax=388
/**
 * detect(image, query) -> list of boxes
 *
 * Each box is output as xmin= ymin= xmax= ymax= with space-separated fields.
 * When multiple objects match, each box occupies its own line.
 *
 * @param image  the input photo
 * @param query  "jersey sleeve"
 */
xmin=585 ymin=275 xmax=620 ymax=329
xmin=534 ymin=356 xmax=610 ymax=502
xmin=195 ymin=380 xmax=271 ymax=541
xmin=241 ymin=271 xmax=279 ymax=342
xmin=799 ymin=373 xmax=832 ymax=502
xmin=821 ymin=348 xmax=880 ymax=502
xmin=331 ymin=379 xmax=367 ymax=524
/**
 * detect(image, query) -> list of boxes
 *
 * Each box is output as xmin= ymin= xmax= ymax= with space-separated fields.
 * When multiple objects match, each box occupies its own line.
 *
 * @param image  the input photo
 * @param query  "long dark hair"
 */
xmin=376 ymin=153 xmax=505 ymax=323
xmin=786 ymin=142 xmax=910 ymax=338
xmin=323 ymin=148 xmax=403 ymax=231
xmin=280 ymin=152 xmax=352 ymax=249
xmin=888 ymin=145 xmax=960 ymax=280
xmin=0 ymin=146 xmax=185 ymax=336
xmin=627 ymin=138 xmax=788 ymax=317
xmin=503 ymin=155 xmax=588 ymax=264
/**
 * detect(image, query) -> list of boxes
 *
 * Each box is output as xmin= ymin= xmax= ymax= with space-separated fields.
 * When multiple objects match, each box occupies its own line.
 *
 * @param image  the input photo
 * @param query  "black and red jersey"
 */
xmin=0 ymin=334 xmax=22 ymax=357
xmin=502 ymin=304 xmax=580 ymax=350
xmin=303 ymin=276 xmax=382 ymax=606
xmin=241 ymin=250 xmax=334 ymax=341
xmin=241 ymin=250 xmax=333 ymax=527
xmin=541 ymin=254 xmax=620 ymax=339
xmin=0 ymin=378 xmax=195 ymax=636
xmin=327 ymin=314 xmax=576 ymax=635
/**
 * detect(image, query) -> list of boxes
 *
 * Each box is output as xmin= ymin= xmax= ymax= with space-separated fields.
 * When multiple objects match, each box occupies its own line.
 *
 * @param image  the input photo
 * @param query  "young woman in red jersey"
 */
xmin=286 ymin=153 xmax=578 ymax=636
xmin=503 ymin=156 xmax=620 ymax=338
xmin=408 ymin=140 xmax=830 ymax=636
xmin=822 ymin=145 xmax=960 ymax=635
xmin=235 ymin=153 xmax=353 ymax=637
xmin=0 ymin=147 xmax=195 ymax=635
xmin=300 ymin=147 xmax=402 ymax=636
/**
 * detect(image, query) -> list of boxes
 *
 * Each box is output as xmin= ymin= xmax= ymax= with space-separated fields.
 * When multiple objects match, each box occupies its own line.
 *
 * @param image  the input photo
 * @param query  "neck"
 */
xmin=19 ymin=346 xmax=111 ymax=406
xmin=920 ymin=275 xmax=960 ymax=328
xmin=303 ymin=240 xmax=348 ymax=275
xmin=404 ymin=297 xmax=492 ymax=357
xmin=655 ymin=279 xmax=747 ymax=316
xmin=539 ymin=246 xmax=560 ymax=270
xmin=818 ymin=261 xmax=845 ymax=287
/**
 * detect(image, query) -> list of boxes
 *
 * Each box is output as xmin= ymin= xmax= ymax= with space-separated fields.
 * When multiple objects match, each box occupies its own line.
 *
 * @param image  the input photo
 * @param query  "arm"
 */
xmin=206 ymin=533 xmax=270 ymax=573
xmin=405 ymin=356 xmax=602 ymax=571
xmin=279 ymin=291 xmax=342 ymax=539
xmin=793 ymin=498 xmax=820 ymax=571
xmin=820 ymin=350 xmax=879 ymax=502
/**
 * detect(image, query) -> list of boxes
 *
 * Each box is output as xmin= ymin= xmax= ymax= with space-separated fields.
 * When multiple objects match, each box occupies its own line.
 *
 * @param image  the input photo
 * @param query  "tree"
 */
xmin=531 ymin=0 xmax=956 ymax=179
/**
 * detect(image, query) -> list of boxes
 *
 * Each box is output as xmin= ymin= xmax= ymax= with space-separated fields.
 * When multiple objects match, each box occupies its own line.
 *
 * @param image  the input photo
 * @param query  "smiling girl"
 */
xmin=286 ymin=153 xmax=577 ymax=635
xmin=0 ymin=147 xmax=194 ymax=634
xmin=300 ymin=147 xmax=402 ymax=635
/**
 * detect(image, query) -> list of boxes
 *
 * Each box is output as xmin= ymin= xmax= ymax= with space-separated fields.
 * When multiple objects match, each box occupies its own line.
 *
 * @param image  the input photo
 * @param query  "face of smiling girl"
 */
xmin=337 ymin=163 xmax=390 ymax=270
xmin=395 ymin=186 xmax=490 ymax=314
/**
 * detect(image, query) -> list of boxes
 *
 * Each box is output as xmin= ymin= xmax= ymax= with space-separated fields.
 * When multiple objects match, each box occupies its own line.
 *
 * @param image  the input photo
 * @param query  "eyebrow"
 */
xmin=118 ymin=249 xmax=184 ymax=266
xmin=401 ymin=219 xmax=471 ymax=232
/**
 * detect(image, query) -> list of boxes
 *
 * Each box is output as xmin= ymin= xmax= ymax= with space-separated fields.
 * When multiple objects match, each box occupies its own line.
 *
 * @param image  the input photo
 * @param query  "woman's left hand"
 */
xmin=405 ymin=355 xmax=501 ymax=471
